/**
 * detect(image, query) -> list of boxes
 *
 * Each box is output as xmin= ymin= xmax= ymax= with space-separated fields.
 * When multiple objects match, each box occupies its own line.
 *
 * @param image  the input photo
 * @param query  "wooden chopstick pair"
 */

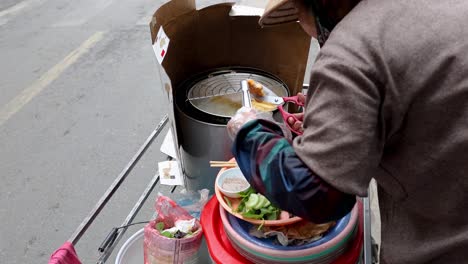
xmin=209 ymin=160 xmax=238 ymax=168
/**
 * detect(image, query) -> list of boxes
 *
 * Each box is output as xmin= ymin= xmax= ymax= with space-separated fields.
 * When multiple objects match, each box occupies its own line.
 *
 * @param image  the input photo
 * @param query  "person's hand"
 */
xmin=227 ymin=107 xmax=259 ymax=140
xmin=286 ymin=93 xmax=306 ymax=134
xmin=287 ymin=112 xmax=304 ymax=133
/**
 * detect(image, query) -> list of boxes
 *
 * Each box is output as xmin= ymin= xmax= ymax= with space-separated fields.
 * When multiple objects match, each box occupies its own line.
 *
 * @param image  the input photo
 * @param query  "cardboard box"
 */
xmin=150 ymin=0 xmax=311 ymax=191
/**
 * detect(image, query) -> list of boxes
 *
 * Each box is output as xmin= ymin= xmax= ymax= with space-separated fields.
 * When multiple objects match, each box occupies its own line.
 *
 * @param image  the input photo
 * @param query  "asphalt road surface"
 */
xmin=0 ymin=0 xmax=319 ymax=263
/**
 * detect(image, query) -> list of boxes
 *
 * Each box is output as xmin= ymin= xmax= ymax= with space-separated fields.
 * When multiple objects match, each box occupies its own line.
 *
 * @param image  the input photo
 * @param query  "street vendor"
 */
xmin=227 ymin=0 xmax=468 ymax=263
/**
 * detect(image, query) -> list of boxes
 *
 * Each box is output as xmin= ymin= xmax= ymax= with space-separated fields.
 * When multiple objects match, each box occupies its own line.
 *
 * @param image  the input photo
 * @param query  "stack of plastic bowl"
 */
xmin=202 ymin=164 xmax=363 ymax=264
xmin=220 ymin=202 xmax=359 ymax=264
xmin=201 ymin=195 xmax=363 ymax=264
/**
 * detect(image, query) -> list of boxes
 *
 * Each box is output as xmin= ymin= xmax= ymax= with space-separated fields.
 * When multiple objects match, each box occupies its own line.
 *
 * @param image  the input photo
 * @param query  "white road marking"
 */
xmin=0 ymin=31 xmax=105 ymax=127
xmin=0 ymin=0 xmax=45 ymax=26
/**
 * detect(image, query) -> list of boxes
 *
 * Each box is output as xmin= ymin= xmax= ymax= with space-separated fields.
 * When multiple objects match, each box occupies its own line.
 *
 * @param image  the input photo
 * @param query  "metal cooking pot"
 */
xmin=174 ymin=67 xmax=289 ymax=192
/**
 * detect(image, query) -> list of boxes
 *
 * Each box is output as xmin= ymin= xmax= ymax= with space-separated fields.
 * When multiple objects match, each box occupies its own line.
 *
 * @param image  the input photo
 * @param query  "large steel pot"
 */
xmin=174 ymin=67 xmax=289 ymax=192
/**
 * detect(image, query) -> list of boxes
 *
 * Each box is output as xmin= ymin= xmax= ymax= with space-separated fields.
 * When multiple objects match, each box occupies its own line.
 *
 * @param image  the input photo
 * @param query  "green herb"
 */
xmin=155 ymin=221 xmax=198 ymax=239
xmin=155 ymin=222 xmax=165 ymax=232
xmin=239 ymin=187 xmax=255 ymax=198
xmin=224 ymin=196 xmax=232 ymax=208
xmin=258 ymin=219 xmax=265 ymax=230
xmin=161 ymin=230 xmax=173 ymax=238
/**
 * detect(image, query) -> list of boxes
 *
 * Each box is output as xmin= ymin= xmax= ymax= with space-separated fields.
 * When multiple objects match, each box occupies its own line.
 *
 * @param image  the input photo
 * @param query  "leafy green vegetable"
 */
xmin=245 ymin=193 xmax=260 ymax=209
xmin=234 ymin=187 xmax=280 ymax=221
xmin=161 ymin=230 xmax=173 ymax=238
xmin=241 ymin=212 xmax=265 ymax=219
xmin=156 ymin=222 xmax=196 ymax=239
xmin=239 ymin=187 xmax=255 ymax=198
xmin=155 ymin=222 xmax=165 ymax=232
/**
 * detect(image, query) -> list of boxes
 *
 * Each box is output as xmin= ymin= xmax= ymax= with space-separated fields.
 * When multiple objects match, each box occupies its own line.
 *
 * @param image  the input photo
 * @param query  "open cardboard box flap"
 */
xmin=149 ymin=0 xmax=310 ymax=183
xmin=150 ymin=0 xmax=310 ymax=92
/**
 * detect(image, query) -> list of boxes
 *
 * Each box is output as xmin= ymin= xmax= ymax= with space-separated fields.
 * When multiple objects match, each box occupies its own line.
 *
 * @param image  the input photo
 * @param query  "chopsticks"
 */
xmin=209 ymin=160 xmax=238 ymax=168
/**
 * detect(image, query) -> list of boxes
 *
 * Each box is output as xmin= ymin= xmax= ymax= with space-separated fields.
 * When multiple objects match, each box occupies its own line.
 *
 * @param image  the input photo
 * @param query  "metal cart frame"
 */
xmin=67 ymin=114 xmax=377 ymax=264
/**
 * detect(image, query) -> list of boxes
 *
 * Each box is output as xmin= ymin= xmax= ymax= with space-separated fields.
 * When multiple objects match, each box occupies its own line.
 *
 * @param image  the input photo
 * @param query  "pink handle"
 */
xmin=278 ymin=105 xmax=303 ymax=135
xmin=282 ymin=96 xmax=305 ymax=106
xmin=277 ymin=95 xmax=305 ymax=135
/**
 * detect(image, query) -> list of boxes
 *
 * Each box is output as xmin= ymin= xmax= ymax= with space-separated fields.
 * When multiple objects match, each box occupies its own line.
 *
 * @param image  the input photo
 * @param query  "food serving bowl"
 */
xmin=215 ymin=166 xmax=302 ymax=226
xmin=216 ymin=167 xmax=250 ymax=198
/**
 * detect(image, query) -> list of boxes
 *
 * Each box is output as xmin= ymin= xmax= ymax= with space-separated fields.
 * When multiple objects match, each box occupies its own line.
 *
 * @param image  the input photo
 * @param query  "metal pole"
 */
xmin=97 ymin=173 xmax=161 ymax=263
xmin=363 ymin=196 xmax=373 ymax=264
xmin=68 ymin=115 xmax=168 ymax=245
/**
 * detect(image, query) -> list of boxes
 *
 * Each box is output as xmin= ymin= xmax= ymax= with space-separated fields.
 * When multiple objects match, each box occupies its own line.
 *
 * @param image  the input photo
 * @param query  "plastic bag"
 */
xmin=144 ymin=195 xmax=203 ymax=264
xmin=172 ymin=189 xmax=210 ymax=219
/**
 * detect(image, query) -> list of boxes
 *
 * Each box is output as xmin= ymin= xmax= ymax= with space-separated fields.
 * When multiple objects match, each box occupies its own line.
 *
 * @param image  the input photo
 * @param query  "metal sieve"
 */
xmin=187 ymin=70 xmax=288 ymax=118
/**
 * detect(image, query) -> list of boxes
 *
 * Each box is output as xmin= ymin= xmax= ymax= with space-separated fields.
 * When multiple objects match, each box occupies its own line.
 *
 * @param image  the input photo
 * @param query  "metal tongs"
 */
xmin=248 ymin=81 xmax=305 ymax=135
xmin=240 ymin=80 xmax=252 ymax=108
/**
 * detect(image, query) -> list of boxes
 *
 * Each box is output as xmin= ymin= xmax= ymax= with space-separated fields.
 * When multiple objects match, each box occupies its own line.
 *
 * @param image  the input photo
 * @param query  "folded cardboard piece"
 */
xmin=150 ymin=0 xmax=311 ymax=189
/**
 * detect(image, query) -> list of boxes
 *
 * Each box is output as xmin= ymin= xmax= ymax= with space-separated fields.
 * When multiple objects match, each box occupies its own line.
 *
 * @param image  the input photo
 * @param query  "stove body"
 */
xmin=175 ymin=67 xmax=289 ymax=192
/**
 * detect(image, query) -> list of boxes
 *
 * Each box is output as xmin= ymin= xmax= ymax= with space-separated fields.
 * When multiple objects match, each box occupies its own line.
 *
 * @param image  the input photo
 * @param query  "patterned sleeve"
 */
xmin=231 ymin=119 xmax=356 ymax=223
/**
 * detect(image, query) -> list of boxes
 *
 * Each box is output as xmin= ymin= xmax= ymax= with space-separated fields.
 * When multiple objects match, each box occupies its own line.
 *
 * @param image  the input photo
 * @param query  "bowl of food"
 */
xmin=216 ymin=167 xmax=250 ymax=198
xmin=215 ymin=166 xmax=302 ymax=226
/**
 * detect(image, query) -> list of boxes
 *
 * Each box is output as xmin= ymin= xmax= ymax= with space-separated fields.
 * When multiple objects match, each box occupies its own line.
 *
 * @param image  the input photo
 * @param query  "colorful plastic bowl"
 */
xmin=219 ymin=203 xmax=359 ymax=263
xmin=216 ymin=167 xmax=250 ymax=198
xmin=228 ymin=209 xmax=351 ymax=251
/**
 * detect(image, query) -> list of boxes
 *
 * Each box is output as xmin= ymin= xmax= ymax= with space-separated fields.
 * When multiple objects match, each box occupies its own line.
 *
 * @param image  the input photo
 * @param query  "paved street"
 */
xmin=0 ymin=0 xmax=321 ymax=263
xmin=0 ymin=0 xmax=172 ymax=263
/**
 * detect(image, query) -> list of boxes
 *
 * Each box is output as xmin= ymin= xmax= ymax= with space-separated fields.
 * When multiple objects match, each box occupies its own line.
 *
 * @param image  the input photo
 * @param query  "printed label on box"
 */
xmin=158 ymin=160 xmax=184 ymax=186
xmin=153 ymin=27 xmax=170 ymax=64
